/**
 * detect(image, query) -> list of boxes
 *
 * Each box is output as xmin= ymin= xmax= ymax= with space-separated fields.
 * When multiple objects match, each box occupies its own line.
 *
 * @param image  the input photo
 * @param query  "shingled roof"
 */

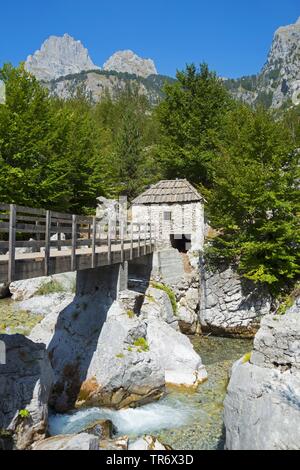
xmin=132 ymin=179 xmax=204 ymax=205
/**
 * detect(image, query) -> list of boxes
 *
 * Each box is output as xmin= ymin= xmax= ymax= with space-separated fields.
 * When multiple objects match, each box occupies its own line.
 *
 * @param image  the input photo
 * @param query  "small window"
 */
xmin=164 ymin=211 xmax=172 ymax=221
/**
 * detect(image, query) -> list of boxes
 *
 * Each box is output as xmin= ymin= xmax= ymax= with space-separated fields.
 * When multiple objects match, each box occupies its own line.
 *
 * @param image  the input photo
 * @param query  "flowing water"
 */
xmin=49 ymin=335 xmax=251 ymax=450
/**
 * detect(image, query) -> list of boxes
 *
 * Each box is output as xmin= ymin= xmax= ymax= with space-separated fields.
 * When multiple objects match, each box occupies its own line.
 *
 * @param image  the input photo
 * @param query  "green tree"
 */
xmin=0 ymin=64 xmax=74 ymax=209
xmin=207 ymin=105 xmax=300 ymax=291
xmin=156 ymin=63 xmax=232 ymax=186
xmin=103 ymin=86 xmax=162 ymax=200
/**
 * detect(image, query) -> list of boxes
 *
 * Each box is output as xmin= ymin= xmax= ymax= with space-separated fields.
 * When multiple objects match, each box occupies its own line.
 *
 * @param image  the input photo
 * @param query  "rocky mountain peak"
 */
xmin=260 ymin=17 xmax=300 ymax=107
xmin=103 ymin=50 xmax=157 ymax=78
xmin=226 ymin=17 xmax=300 ymax=109
xmin=25 ymin=34 xmax=99 ymax=81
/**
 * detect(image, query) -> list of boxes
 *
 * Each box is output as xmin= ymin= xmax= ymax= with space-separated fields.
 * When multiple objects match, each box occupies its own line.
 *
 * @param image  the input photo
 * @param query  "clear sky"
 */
xmin=0 ymin=0 xmax=299 ymax=78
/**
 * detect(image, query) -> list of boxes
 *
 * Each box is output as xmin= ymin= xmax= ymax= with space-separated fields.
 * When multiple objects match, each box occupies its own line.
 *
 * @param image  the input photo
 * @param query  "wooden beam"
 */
xmin=71 ymin=214 xmax=77 ymax=271
xmin=120 ymin=220 xmax=125 ymax=264
xmin=8 ymin=204 xmax=16 ymax=283
xmin=144 ymin=223 xmax=147 ymax=255
xmin=107 ymin=220 xmax=112 ymax=265
xmin=57 ymin=221 xmax=61 ymax=251
xmin=44 ymin=210 xmax=51 ymax=276
xmin=138 ymin=224 xmax=141 ymax=257
xmin=130 ymin=223 xmax=134 ymax=260
xmin=91 ymin=216 xmax=97 ymax=268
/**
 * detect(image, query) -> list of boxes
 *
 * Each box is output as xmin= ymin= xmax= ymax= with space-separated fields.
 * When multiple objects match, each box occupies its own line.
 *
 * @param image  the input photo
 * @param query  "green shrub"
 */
xmin=133 ymin=337 xmax=149 ymax=352
xmin=18 ymin=409 xmax=30 ymax=419
xmin=127 ymin=310 xmax=135 ymax=319
xmin=277 ymin=282 xmax=300 ymax=315
xmin=151 ymin=282 xmax=177 ymax=314
xmin=242 ymin=352 xmax=252 ymax=364
xmin=36 ymin=280 xmax=64 ymax=296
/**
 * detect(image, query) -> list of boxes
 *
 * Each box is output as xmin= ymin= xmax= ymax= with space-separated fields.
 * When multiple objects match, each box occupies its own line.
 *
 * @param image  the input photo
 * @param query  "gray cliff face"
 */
xmin=260 ymin=17 xmax=300 ymax=108
xmin=226 ymin=17 xmax=300 ymax=108
xmin=199 ymin=266 xmax=271 ymax=337
xmin=0 ymin=334 xmax=54 ymax=449
xmin=103 ymin=50 xmax=157 ymax=78
xmin=25 ymin=34 xmax=99 ymax=81
xmin=224 ymin=299 xmax=300 ymax=450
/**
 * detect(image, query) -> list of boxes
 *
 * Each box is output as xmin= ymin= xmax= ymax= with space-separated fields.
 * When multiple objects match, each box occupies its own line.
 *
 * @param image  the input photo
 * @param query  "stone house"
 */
xmin=131 ymin=179 xmax=205 ymax=252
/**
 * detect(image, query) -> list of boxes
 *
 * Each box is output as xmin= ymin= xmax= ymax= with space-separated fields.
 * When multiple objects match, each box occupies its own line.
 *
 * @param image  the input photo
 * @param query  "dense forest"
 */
xmin=0 ymin=63 xmax=299 ymax=293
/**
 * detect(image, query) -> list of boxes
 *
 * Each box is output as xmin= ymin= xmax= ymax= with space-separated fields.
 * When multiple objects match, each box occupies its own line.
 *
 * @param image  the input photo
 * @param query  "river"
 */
xmin=49 ymin=335 xmax=251 ymax=450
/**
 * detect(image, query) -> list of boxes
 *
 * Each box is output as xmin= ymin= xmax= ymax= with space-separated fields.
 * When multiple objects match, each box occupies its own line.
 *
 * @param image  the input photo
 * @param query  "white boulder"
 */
xmin=224 ymin=301 xmax=300 ymax=450
xmin=32 ymin=433 xmax=99 ymax=450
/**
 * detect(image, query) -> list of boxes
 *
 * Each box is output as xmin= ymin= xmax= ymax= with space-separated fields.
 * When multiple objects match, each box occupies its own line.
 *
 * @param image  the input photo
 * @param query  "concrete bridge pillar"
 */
xmin=76 ymin=262 xmax=128 ymax=298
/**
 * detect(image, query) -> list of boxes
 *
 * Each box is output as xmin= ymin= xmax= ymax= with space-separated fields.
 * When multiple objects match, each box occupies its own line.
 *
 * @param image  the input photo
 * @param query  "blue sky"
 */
xmin=0 ymin=0 xmax=299 ymax=78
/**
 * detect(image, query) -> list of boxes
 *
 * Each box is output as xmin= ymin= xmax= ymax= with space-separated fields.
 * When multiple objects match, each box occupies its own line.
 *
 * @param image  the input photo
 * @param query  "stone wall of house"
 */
xmin=132 ymin=201 xmax=204 ymax=251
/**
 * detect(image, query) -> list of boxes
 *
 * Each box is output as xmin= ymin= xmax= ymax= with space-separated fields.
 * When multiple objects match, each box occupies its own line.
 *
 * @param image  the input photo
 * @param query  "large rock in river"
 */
xmin=77 ymin=300 xmax=165 ymax=409
xmin=224 ymin=300 xmax=300 ymax=450
xmin=10 ymin=272 xmax=76 ymax=301
xmin=30 ymin=277 xmax=206 ymax=411
xmin=32 ymin=433 xmax=99 ymax=450
xmin=0 ymin=334 xmax=54 ymax=449
xmin=147 ymin=319 xmax=207 ymax=387
xmin=0 ymin=283 xmax=10 ymax=299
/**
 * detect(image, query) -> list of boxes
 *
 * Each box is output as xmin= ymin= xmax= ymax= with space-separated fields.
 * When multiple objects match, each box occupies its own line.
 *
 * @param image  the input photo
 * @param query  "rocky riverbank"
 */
xmin=224 ymin=298 xmax=300 ymax=450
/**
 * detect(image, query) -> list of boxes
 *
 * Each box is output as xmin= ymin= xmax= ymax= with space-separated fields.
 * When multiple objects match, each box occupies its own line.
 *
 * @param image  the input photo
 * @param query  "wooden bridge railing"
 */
xmin=0 ymin=203 xmax=155 ymax=283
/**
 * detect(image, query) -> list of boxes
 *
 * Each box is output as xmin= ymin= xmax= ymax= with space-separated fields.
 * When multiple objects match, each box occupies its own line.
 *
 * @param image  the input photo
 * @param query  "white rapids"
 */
xmin=48 ymin=396 xmax=196 ymax=437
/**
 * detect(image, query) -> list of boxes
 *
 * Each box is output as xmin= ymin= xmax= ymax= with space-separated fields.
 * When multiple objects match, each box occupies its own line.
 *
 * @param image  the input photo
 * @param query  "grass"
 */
xmin=127 ymin=310 xmax=135 ymax=319
xmin=276 ymin=282 xmax=300 ymax=315
xmin=133 ymin=337 xmax=149 ymax=352
xmin=116 ymin=353 xmax=125 ymax=359
xmin=242 ymin=352 xmax=252 ymax=364
xmin=35 ymin=280 xmax=65 ymax=296
xmin=151 ymin=282 xmax=177 ymax=314
xmin=0 ymin=303 xmax=43 ymax=336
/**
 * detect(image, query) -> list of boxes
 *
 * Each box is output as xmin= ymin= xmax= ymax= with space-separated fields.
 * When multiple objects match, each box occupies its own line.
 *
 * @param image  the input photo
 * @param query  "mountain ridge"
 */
xmin=24 ymin=16 xmax=300 ymax=108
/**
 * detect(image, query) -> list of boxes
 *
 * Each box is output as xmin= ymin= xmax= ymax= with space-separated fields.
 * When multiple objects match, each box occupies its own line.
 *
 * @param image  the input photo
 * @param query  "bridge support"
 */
xmin=76 ymin=262 xmax=128 ymax=298
xmin=128 ymin=253 xmax=153 ymax=292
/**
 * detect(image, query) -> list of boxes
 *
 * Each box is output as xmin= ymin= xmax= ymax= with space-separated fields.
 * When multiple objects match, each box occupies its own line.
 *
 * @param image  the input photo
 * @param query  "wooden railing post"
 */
xmin=130 ymin=223 xmax=134 ymax=260
xmin=145 ymin=223 xmax=148 ymax=254
xmin=57 ymin=221 xmax=61 ymax=251
xmin=71 ymin=214 xmax=77 ymax=271
xmin=107 ymin=219 xmax=112 ymax=265
xmin=138 ymin=223 xmax=141 ymax=257
xmin=91 ymin=216 xmax=97 ymax=268
xmin=36 ymin=221 xmax=40 ymax=252
xmin=44 ymin=210 xmax=51 ymax=276
xmin=120 ymin=219 xmax=124 ymax=264
xmin=8 ymin=204 xmax=16 ymax=283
